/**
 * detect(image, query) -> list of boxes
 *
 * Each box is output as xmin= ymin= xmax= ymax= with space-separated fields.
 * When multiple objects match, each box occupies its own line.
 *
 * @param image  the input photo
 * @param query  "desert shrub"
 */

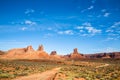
xmin=15 ymin=72 xmax=28 ymax=76
xmin=0 ymin=73 xmax=11 ymax=78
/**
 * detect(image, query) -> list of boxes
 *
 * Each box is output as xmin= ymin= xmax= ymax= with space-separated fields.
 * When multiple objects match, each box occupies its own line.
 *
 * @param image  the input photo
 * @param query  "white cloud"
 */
xmin=81 ymin=34 xmax=89 ymax=36
xmin=76 ymin=26 xmax=84 ymax=29
xmin=76 ymin=22 xmax=102 ymax=36
xmin=111 ymin=22 xmax=120 ymax=28
xmin=105 ymin=21 xmax=120 ymax=41
xmin=83 ymin=23 xmax=101 ymax=34
xmin=106 ymin=21 xmax=120 ymax=33
xmin=104 ymin=13 xmax=110 ymax=17
xmin=81 ymin=5 xmax=94 ymax=13
xmin=88 ymin=6 xmax=94 ymax=10
xmin=65 ymin=30 xmax=73 ymax=35
xmin=20 ymin=27 xmax=27 ymax=31
xmin=79 ymin=30 xmax=84 ymax=32
xmin=85 ymin=27 xmax=101 ymax=34
xmin=82 ymin=22 xmax=91 ymax=27
xmin=58 ymin=30 xmax=73 ymax=35
xmin=25 ymin=9 xmax=34 ymax=14
xmin=25 ymin=20 xmax=36 ymax=25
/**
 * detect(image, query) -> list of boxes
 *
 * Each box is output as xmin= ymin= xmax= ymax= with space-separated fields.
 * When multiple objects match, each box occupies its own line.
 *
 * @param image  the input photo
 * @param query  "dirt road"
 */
xmin=96 ymin=63 xmax=109 ymax=68
xmin=13 ymin=67 xmax=61 ymax=80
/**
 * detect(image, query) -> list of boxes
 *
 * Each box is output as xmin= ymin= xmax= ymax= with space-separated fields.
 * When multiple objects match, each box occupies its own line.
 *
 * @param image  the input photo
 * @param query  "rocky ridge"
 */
xmin=0 ymin=45 xmax=120 ymax=59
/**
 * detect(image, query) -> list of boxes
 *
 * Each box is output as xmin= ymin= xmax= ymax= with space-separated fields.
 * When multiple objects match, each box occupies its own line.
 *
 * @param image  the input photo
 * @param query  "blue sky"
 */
xmin=0 ymin=0 xmax=120 ymax=54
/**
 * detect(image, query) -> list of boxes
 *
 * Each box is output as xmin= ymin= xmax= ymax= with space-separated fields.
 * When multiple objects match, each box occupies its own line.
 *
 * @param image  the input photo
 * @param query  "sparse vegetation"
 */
xmin=0 ymin=59 xmax=120 ymax=80
xmin=0 ymin=59 xmax=61 ymax=80
xmin=54 ymin=59 xmax=120 ymax=80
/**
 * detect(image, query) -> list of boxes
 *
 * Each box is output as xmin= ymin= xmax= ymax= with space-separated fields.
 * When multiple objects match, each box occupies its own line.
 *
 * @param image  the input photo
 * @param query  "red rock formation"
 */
xmin=73 ymin=48 xmax=79 ymax=54
xmin=26 ymin=46 xmax=34 ymax=52
xmin=50 ymin=51 xmax=57 ymax=55
xmin=0 ymin=50 xmax=5 ymax=55
xmin=70 ymin=48 xmax=84 ymax=60
xmin=36 ymin=45 xmax=49 ymax=59
xmin=49 ymin=51 xmax=62 ymax=60
xmin=102 ymin=53 xmax=111 ymax=59
xmin=1 ymin=45 xmax=49 ymax=59
xmin=85 ymin=52 xmax=120 ymax=59
xmin=111 ymin=52 xmax=120 ymax=58
xmin=37 ymin=45 xmax=44 ymax=51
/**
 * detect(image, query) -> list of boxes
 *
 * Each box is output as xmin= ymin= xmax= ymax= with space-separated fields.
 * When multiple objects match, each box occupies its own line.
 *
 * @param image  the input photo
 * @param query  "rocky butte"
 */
xmin=69 ymin=48 xmax=85 ymax=60
xmin=0 ymin=45 xmax=120 ymax=59
xmin=50 ymin=51 xmax=62 ymax=60
xmin=1 ymin=45 xmax=49 ymax=59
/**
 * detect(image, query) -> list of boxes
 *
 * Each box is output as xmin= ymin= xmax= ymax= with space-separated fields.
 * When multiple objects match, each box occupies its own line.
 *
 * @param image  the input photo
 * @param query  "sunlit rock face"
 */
xmin=50 ymin=51 xmax=62 ymax=60
xmin=1 ymin=45 xmax=49 ymax=59
xmin=37 ymin=45 xmax=44 ymax=51
xmin=36 ymin=45 xmax=49 ymax=58
xmin=70 ymin=48 xmax=85 ymax=60
xmin=73 ymin=48 xmax=79 ymax=54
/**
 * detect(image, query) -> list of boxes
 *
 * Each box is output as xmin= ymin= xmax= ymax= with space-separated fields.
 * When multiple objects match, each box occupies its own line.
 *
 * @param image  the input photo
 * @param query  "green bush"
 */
xmin=0 ymin=73 xmax=11 ymax=78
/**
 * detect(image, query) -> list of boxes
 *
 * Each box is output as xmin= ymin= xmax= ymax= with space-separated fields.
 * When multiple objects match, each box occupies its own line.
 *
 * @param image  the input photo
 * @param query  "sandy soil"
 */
xmin=13 ymin=67 xmax=61 ymax=80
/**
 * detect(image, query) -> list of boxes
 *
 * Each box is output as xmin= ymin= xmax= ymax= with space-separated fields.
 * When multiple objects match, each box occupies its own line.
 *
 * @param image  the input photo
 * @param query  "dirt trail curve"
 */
xmin=96 ymin=63 xmax=109 ymax=68
xmin=13 ymin=67 xmax=61 ymax=80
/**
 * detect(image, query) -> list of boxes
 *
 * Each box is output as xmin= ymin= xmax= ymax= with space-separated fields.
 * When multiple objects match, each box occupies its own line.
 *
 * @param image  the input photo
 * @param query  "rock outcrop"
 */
xmin=85 ymin=52 xmax=120 ymax=59
xmin=37 ymin=45 xmax=44 ymax=51
xmin=1 ymin=45 xmax=120 ymax=59
xmin=50 ymin=51 xmax=57 ymax=55
xmin=102 ymin=53 xmax=111 ymax=59
xmin=1 ymin=45 xmax=49 ymax=59
xmin=37 ymin=45 xmax=49 ymax=58
xmin=69 ymin=48 xmax=84 ymax=60
xmin=49 ymin=51 xmax=63 ymax=60
xmin=0 ymin=50 xmax=5 ymax=56
xmin=26 ymin=45 xmax=34 ymax=52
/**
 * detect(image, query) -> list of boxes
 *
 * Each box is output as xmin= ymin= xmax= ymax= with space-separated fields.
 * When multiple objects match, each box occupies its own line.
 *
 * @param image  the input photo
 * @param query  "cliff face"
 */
xmin=0 ymin=50 xmax=6 ymax=56
xmin=1 ymin=45 xmax=49 ymax=59
xmin=49 ymin=51 xmax=62 ymax=60
xmin=37 ymin=45 xmax=49 ymax=58
xmin=37 ymin=45 xmax=44 ymax=51
xmin=69 ymin=48 xmax=85 ymax=60
xmin=85 ymin=52 xmax=120 ymax=59
xmin=1 ymin=45 xmax=120 ymax=60
xmin=50 ymin=51 xmax=57 ymax=55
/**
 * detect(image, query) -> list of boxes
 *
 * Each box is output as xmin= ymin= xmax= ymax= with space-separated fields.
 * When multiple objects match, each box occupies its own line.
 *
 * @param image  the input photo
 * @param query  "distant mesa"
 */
xmin=1 ymin=45 xmax=49 ymax=59
xmin=0 ymin=45 xmax=120 ymax=60
xmin=85 ymin=52 xmax=120 ymax=59
xmin=102 ymin=53 xmax=111 ymax=59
